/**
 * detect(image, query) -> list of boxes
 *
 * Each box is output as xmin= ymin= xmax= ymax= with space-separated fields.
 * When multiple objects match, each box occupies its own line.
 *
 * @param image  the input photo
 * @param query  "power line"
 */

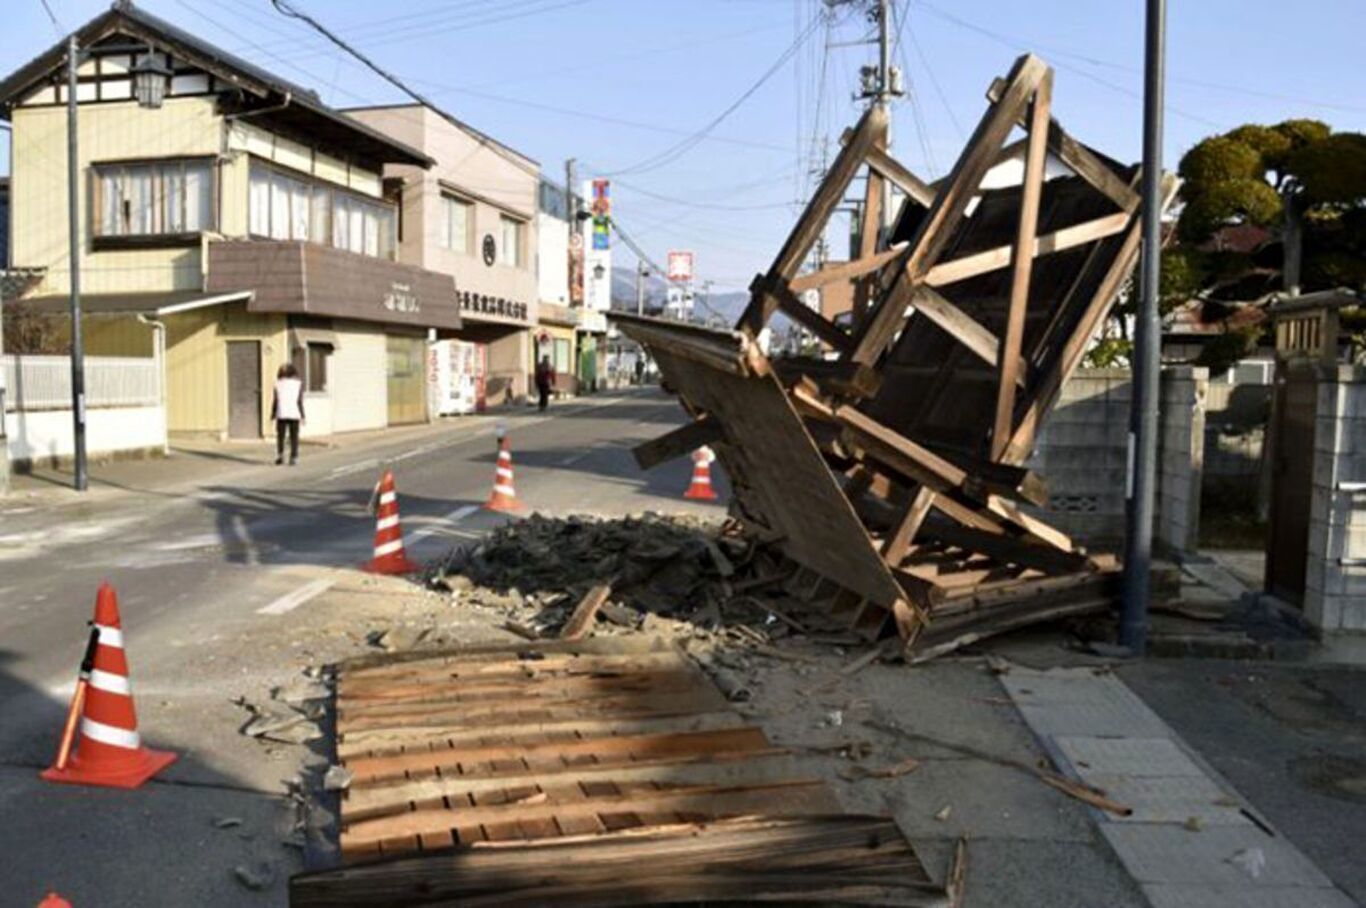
xmin=604 ymin=13 xmax=823 ymax=177
xmin=268 ymin=0 xmax=542 ymax=179
xmin=36 ymin=0 xmax=62 ymax=36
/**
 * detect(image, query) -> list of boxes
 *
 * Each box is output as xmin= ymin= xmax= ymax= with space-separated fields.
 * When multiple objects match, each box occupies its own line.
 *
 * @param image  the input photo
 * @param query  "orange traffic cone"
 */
xmin=684 ymin=446 xmax=719 ymax=501
xmin=37 ymin=894 xmax=73 ymax=908
xmin=484 ymin=438 xmax=523 ymax=512
xmin=41 ymin=583 xmax=177 ymax=790
xmin=363 ymin=470 xmax=421 ymax=575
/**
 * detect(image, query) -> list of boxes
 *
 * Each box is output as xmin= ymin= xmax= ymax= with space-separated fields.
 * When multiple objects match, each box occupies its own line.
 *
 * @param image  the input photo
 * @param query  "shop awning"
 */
xmin=9 ymin=289 xmax=254 ymax=317
xmin=289 ymin=327 xmax=340 ymax=351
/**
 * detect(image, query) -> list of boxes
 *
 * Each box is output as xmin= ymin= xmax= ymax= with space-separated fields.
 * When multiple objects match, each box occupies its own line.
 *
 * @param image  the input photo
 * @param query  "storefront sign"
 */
xmin=590 ymin=179 xmax=611 ymax=251
xmin=667 ymin=250 xmax=694 ymax=283
xmin=383 ymin=281 xmax=419 ymax=313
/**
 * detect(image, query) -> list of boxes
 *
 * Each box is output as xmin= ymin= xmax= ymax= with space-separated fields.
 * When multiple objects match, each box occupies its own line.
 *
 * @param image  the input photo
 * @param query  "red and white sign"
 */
xmin=667 ymin=250 xmax=694 ymax=283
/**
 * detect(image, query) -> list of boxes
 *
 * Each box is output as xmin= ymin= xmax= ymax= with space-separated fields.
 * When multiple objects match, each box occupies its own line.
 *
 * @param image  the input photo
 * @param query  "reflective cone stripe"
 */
xmin=684 ymin=448 xmax=719 ymax=501
xmin=364 ymin=471 xmax=419 ymax=574
xmin=42 ymin=582 xmax=177 ymax=789
xmin=484 ymin=440 xmax=523 ymax=512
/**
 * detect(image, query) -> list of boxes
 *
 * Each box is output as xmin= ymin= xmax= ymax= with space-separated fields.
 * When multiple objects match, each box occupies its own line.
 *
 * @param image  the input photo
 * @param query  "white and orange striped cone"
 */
xmin=484 ymin=437 xmax=524 ymax=512
xmin=363 ymin=470 xmax=421 ymax=575
xmin=684 ymin=446 xmax=719 ymax=501
xmin=41 ymin=583 xmax=177 ymax=790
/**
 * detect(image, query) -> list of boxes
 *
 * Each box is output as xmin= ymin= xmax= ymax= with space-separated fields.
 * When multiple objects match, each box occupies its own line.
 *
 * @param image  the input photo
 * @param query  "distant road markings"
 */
xmin=409 ymin=504 xmax=479 ymax=542
xmin=559 ymin=451 xmax=590 ymax=466
xmin=257 ymin=577 xmax=336 ymax=616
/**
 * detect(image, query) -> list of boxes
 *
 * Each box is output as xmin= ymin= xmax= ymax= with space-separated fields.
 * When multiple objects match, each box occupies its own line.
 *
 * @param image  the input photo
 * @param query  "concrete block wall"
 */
xmin=1026 ymin=367 xmax=1207 ymax=552
xmin=1304 ymin=366 xmax=1366 ymax=633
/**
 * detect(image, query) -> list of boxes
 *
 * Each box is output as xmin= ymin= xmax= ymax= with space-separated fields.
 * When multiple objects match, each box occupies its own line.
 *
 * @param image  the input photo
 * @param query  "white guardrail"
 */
xmin=1 ymin=355 xmax=159 ymax=411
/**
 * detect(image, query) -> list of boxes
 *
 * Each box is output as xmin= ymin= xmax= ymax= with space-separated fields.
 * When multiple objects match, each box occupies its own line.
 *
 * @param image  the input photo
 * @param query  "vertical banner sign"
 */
xmin=583 ymin=179 xmax=612 ymax=312
xmin=569 ymin=232 xmax=584 ymax=307
xmin=667 ymin=251 xmax=694 ymax=283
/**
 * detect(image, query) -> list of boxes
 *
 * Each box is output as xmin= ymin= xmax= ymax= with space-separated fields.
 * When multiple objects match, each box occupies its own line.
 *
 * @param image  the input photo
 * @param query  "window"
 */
xmin=94 ymin=159 xmax=214 ymax=240
xmin=248 ymin=161 xmax=396 ymax=260
xmin=501 ymin=215 xmax=524 ymax=269
xmin=440 ymin=195 xmax=471 ymax=253
xmin=306 ymin=344 xmax=329 ymax=393
xmin=553 ymin=337 xmax=572 ymax=374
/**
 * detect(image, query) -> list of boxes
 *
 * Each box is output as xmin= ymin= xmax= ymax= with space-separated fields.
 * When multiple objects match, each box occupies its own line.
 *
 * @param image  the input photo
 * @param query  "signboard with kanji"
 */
xmin=667 ymin=250 xmax=694 ymax=283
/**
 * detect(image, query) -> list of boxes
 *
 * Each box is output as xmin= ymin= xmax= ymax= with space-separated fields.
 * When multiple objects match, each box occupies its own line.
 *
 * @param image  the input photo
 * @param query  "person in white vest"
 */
xmin=271 ymin=363 xmax=306 ymax=466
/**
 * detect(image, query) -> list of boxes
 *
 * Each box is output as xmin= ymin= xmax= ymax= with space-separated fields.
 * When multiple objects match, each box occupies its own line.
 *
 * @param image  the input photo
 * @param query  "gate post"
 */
xmin=1304 ymin=365 xmax=1366 ymax=633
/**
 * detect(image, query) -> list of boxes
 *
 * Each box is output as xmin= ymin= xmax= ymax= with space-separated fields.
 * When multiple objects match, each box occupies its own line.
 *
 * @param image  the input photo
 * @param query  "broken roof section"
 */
xmin=0 ymin=0 xmax=433 ymax=170
xmin=616 ymin=53 xmax=1179 ymax=661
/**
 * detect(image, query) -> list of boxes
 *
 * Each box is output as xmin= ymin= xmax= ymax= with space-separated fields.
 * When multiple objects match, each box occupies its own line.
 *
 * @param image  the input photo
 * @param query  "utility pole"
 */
xmin=1120 ymin=0 xmax=1167 ymax=655
xmin=635 ymin=260 xmax=648 ymax=316
xmin=67 ymin=34 xmax=88 ymax=492
xmin=564 ymin=158 xmax=577 ymax=244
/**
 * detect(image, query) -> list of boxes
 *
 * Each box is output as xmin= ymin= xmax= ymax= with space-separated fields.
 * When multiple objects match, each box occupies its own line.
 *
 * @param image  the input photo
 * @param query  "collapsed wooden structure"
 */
xmin=619 ymin=54 xmax=1178 ymax=661
xmin=291 ymin=637 xmax=949 ymax=906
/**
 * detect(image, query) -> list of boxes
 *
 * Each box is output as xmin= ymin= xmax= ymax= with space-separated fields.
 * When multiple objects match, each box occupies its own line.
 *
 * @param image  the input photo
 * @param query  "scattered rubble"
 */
xmin=233 ymin=861 xmax=276 ymax=892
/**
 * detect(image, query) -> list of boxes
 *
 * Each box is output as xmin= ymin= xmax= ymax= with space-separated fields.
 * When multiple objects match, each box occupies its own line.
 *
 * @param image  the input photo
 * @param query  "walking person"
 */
xmin=271 ymin=363 xmax=305 ymax=465
xmin=535 ymin=355 xmax=555 ymax=413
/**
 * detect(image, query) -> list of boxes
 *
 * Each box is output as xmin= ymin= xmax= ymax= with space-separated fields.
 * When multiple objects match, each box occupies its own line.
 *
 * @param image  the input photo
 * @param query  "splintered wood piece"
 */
xmin=632 ymin=418 xmax=722 ymax=470
xmin=993 ymin=70 xmax=1052 ymax=460
xmin=560 ymin=585 xmax=612 ymax=641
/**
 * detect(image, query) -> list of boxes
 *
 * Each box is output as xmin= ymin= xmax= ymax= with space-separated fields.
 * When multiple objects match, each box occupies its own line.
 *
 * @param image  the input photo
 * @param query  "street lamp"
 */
xmin=65 ymin=38 xmax=168 ymax=491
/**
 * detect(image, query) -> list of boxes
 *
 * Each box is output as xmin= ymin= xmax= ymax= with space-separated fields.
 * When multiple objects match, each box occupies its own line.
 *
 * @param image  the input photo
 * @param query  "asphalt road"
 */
xmin=0 ymin=388 xmax=730 ymax=906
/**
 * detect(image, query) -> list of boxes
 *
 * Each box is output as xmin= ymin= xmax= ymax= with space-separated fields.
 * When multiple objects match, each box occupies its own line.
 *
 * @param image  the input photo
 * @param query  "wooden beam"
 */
xmin=632 ymin=417 xmax=722 ymax=470
xmin=988 ymin=77 xmax=1139 ymax=213
xmin=834 ymin=403 xmax=968 ymax=491
xmin=788 ymin=245 xmax=906 ymax=293
xmin=924 ymin=211 xmax=1130 ymax=288
xmin=847 ymin=54 xmax=1050 ymax=366
xmin=882 ymin=486 xmax=936 ymax=567
xmin=986 ymin=495 xmax=1075 ymax=553
xmin=856 ymin=139 xmax=937 ymax=207
xmin=910 ymin=285 xmax=1026 ymax=386
xmin=739 ymin=106 xmax=887 ymax=334
xmin=925 ymin=520 xmax=1090 ymax=575
xmin=761 ymin=276 xmax=853 ymax=353
xmin=1002 ymin=172 xmax=1179 ymax=463
xmin=854 ymin=146 xmax=886 ymax=325
xmin=992 ymin=72 xmax=1052 ymax=460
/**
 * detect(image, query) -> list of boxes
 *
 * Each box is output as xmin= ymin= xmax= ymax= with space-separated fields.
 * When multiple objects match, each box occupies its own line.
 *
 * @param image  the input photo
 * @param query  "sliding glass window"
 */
xmin=94 ymin=159 xmax=214 ymax=241
xmin=249 ymin=161 xmax=395 ymax=260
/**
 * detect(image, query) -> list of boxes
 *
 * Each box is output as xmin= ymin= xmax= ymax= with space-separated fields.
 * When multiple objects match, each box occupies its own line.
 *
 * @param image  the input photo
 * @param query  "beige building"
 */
xmin=0 ymin=4 xmax=462 ymax=440
xmin=345 ymin=104 xmax=539 ymax=405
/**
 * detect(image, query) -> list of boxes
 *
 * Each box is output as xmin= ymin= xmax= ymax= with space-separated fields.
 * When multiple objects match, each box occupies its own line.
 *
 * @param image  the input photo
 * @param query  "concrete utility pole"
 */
xmin=67 ymin=34 xmax=89 ymax=492
xmin=565 ymin=158 xmax=577 ymax=307
xmin=635 ymin=260 xmax=648 ymax=316
xmin=0 ymin=277 xmax=8 ymax=497
xmin=1120 ymin=0 xmax=1168 ymax=655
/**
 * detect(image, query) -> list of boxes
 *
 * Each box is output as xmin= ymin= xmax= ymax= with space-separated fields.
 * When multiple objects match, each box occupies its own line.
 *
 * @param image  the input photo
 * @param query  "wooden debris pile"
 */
xmin=290 ymin=636 xmax=949 ymax=906
xmin=615 ymin=53 xmax=1178 ymax=662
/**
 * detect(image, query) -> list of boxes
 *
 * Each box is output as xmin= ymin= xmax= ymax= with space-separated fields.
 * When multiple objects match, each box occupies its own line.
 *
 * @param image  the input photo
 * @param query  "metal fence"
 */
xmin=1 ymin=355 xmax=159 ymax=411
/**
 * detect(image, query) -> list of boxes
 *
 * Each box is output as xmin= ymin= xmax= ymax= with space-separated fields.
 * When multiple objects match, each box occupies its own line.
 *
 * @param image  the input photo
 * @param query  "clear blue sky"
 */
xmin=3 ymin=0 xmax=1364 ymax=291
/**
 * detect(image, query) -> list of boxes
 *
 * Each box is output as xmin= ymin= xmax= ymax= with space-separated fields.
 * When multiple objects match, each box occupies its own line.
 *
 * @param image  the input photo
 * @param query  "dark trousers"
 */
xmin=536 ymin=385 xmax=550 ymax=411
xmin=276 ymin=419 xmax=300 ymax=462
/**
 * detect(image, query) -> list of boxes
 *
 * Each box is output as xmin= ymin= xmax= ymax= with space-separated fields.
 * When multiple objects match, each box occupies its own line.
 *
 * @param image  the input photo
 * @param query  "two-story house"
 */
xmin=345 ymin=104 xmax=538 ymax=406
xmin=0 ymin=2 xmax=463 ymax=440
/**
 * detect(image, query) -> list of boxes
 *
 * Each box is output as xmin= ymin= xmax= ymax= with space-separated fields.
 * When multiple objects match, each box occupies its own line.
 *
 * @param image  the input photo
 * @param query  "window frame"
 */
xmin=500 ymin=213 xmax=525 ymax=270
xmin=440 ymin=192 xmax=473 ymax=255
xmin=90 ymin=155 xmax=217 ymax=249
xmin=305 ymin=342 xmax=330 ymax=394
xmin=247 ymin=157 xmax=397 ymax=261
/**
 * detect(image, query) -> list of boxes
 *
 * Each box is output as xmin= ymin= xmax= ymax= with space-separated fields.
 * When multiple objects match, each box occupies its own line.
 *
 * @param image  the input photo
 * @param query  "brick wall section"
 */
xmin=1025 ymin=367 xmax=1207 ymax=553
xmin=1305 ymin=365 xmax=1366 ymax=633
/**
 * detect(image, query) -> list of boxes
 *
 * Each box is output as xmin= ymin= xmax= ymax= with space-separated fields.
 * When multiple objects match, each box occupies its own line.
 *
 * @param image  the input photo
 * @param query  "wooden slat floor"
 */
xmin=291 ymin=636 xmax=947 ymax=906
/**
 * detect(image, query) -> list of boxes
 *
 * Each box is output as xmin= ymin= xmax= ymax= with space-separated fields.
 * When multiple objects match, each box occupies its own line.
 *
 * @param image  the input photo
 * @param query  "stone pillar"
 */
xmin=1305 ymin=365 xmax=1366 ymax=633
xmin=1156 ymin=366 xmax=1207 ymax=554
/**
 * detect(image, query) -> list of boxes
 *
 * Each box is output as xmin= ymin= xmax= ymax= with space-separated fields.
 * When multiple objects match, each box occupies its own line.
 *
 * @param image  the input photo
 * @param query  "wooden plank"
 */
xmin=926 ymin=521 xmax=1090 ymax=575
xmin=739 ymin=105 xmax=887 ymax=333
xmin=924 ymin=211 xmax=1130 ymax=288
xmin=985 ymin=494 xmax=1075 ymax=553
xmin=988 ymin=76 xmax=1140 ymax=213
xmin=909 ymin=285 xmax=1026 ymax=386
xmin=340 ymin=652 xmax=696 ymax=700
xmin=345 ymin=750 xmax=799 ymax=822
xmin=848 ymin=54 xmax=1049 ymax=366
xmin=631 ymin=418 xmax=721 ymax=470
xmin=760 ymin=276 xmax=852 ymax=353
xmin=560 ymin=584 xmax=612 ymax=641
xmin=345 ymin=726 xmax=776 ymax=784
xmin=882 ymin=486 xmax=936 ymax=567
xmin=858 ymin=138 xmax=936 ymax=207
xmin=341 ymin=779 xmax=838 ymax=849
xmin=788 ymin=245 xmax=905 ymax=294
xmin=832 ymin=402 xmax=968 ymax=491
xmin=992 ymin=71 xmax=1052 ymax=459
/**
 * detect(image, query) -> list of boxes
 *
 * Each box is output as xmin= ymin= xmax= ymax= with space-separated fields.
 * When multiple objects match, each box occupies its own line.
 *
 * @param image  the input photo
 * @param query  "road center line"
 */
xmin=257 ymin=578 xmax=336 ymax=616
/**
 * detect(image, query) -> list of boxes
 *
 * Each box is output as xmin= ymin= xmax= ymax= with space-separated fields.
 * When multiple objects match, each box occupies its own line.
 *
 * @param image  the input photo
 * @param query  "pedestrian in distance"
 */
xmin=633 ymin=356 xmax=645 ymax=385
xmin=535 ymin=355 xmax=555 ymax=412
xmin=271 ymin=363 xmax=305 ymax=465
